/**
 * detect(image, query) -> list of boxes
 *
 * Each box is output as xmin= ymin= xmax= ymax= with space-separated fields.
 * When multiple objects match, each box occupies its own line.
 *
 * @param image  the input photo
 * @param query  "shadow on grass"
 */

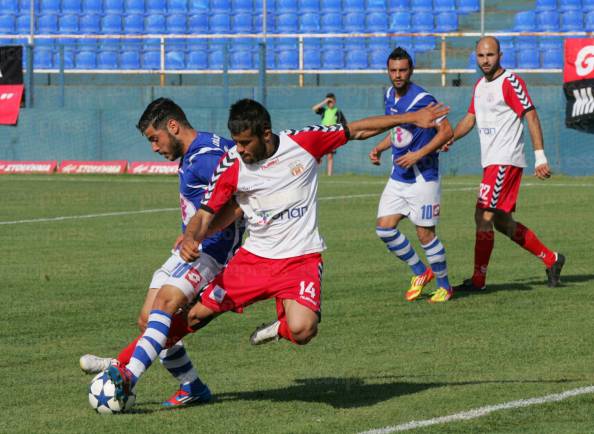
xmin=452 ymin=273 xmax=594 ymax=299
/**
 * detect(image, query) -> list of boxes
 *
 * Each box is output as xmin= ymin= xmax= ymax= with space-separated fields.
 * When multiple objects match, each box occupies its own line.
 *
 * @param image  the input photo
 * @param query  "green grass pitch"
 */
xmin=1 ymin=174 xmax=593 ymax=434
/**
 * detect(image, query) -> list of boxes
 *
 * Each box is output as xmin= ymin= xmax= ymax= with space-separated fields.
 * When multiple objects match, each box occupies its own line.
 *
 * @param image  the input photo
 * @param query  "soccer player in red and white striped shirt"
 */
xmin=448 ymin=36 xmax=565 ymax=291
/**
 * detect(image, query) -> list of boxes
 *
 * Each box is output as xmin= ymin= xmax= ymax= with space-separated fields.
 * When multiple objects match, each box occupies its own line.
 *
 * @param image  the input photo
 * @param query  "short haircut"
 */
xmin=326 ymin=92 xmax=336 ymax=100
xmin=228 ymin=99 xmax=272 ymax=137
xmin=387 ymin=46 xmax=414 ymax=69
xmin=136 ymin=97 xmax=192 ymax=133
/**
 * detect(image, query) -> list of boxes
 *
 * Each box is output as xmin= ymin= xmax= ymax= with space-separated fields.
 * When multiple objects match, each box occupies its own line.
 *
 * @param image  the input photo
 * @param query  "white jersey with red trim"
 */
xmin=469 ymin=70 xmax=535 ymax=168
xmin=201 ymin=124 xmax=349 ymax=259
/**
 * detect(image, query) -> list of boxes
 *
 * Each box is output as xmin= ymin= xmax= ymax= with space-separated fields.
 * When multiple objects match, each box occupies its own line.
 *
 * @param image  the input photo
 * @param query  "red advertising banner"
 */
xmin=128 ymin=161 xmax=179 ymax=175
xmin=564 ymin=38 xmax=594 ymax=83
xmin=58 ymin=160 xmax=128 ymax=174
xmin=0 ymin=84 xmax=24 ymax=125
xmin=0 ymin=160 xmax=57 ymax=174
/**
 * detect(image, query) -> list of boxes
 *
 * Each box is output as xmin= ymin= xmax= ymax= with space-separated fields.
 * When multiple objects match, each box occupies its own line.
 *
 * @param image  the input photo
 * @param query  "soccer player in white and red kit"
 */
xmin=106 ymin=98 xmax=449 ymax=405
xmin=449 ymin=36 xmax=565 ymax=291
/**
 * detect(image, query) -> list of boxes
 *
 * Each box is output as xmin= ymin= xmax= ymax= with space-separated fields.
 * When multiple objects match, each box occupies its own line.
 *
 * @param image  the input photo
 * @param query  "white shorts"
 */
xmin=377 ymin=177 xmax=441 ymax=227
xmin=149 ymin=250 xmax=224 ymax=301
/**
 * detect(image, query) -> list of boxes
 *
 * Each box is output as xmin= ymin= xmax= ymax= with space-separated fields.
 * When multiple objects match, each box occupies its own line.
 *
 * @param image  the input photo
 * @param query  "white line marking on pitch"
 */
xmin=359 ymin=385 xmax=594 ymax=434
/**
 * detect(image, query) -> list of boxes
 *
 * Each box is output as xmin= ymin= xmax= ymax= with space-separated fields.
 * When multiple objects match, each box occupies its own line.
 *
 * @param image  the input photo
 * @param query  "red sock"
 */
xmin=512 ymin=222 xmax=556 ymax=268
xmin=116 ymin=335 xmax=141 ymax=366
xmin=472 ymin=230 xmax=495 ymax=288
xmin=278 ymin=319 xmax=297 ymax=344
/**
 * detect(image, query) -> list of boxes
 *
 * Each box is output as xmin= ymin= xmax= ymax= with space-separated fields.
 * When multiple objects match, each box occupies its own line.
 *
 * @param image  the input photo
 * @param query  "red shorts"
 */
xmin=476 ymin=165 xmax=523 ymax=213
xmin=200 ymin=248 xmax=323 ymax=318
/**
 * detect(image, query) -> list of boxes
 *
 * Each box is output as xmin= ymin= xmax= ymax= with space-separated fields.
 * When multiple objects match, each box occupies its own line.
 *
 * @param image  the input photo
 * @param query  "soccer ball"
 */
xmin=88 ymin=371 xmax=136 ymax=414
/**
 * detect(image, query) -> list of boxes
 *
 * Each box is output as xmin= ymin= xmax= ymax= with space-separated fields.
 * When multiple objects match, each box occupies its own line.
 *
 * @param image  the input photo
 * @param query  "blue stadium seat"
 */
xmin=320 ymin=0 xmax=341 ymax=12
xmin=515 ymin=35 xmax=537 ymax=51
xmin=344 ymin=12 xmax=365 ymax=32
xmin=393 ymin=35 xmax=413 ymax=50
xmin=369 ymin=48 xmax=388 ymax=68
xmin=367 ymin=0 xmax=387 ymax=12
xmin=0 ymin=14 xmax=16 ymax=34
xmin=124 ymin=13 xmax=144 ymax=33
xmin=145 ymin=13 xmax=166 ymax=33
xmin=513 ymin=11 xmax=536 ymax=31
xmin=276 ymin=48 xmax=298 ymax=69
xmin=536 ymin=11 xmax=560 ymax=31
xmin=97 ymin=49 xmax=119 ymax=68
xmin=435 ymin=11 xmax=457 ymax=32
xmin=188 ymin=12 xmax=208 ymax=32
xmin=230 ymin=47 xmax=254 ymax=69
xmin=321 ymin=12 xmax=341 ymax=32
xmin=77 ymin=37 xmax=98 ymax=51
xmin=275 ymin=12 xmax=298 ymax=33
xmin=411 ymin=0 xmax=432 ymax=12
xmin=208 ymin=44 xmax=225 ymax=69
xmin=167 ymin=0 xmax=187 ymax=13
xmin=299 ymin=0 xmax=319 ymax=12
xmin=561 ymin=10 xmax=583 ymax=31
xmin=535 ymin=0 xmax=556 ymax=11
xmin=366 ymin=12 xmax=388 ymax=31
xmin=304 ymin=47 xmax=321 ymax=68
xmin=541 ymin=47 xmax=562 ymax=68
xmin=101 ymin=14 xmax=122 ymax=33
xmin=209 ymin=13 xmax=230 ymax=33
xmin=388 ymin=0 xmax=410 ymax=11
xmin=411 ymin=11 xmax=433 ymax=31
xmin=99 ymin=39 xmax=120 ymax=51
xmin=37 ymin=14 xmax=58 ymax=33
xmin=390 ymin=11 xmax=412 ymax=32
xmin=188 ymin=0 xmax=207 ymax=11
xmin=343 ymin=0 xmax=365 ymax=12
xmin=456 ymin=0 xmax=478 ymax=13
xmin=125 ymin=0 xmax=145 ymax=13
xmin=75 ymin=50 xmax=96 ymax=69
xmin=142 ymin=49 xmax=160 ymax=69
xmin=186 ymin=46 xmax=208 ymax=69
xmin=344 ymin=38 xmax=365 ymax=50
xmin=62 ymin=0 xmax=81 ymax=13
xmin=500 ymin=48 xmax=516 ymax=68
xmin=368 ymin=35 xmax=390 ymax=50
xmin=322 ymin=37 xmax=342 ymax=50
xmin=18 ymin=0 xmax=35 ymax=12
xmin=414 ymin=36 xmax=435 ymax=51
xmin=516 ymin=49 xmax=538 ymax=68
xmin=586 ymin=11 xmax=594 ymax=31
xmin=146 ymin=0 xmax=166 ymax=12
xmin=538 ymin=35 xmax=562 ymax=50
xmin=168 ymin=13 xmax=187 ymax=33
xmin=121 ymin=49 xmax=141 ymax=68
xmin=585 ymin=0 xmax=594 ymax=12
xmin=467 ymin=51 xmax=476 ymax=69
xmin=233 ymin=12 xmax=253 ymax=33
xmin=276 ymin=0 xmax=298 ymax=12
xmin=232 ymin=0 xmax=252 ymax=12
xmin=34 ymin=47 xmax=53 ymax=68
xmin=299 ymin=12 xmax=320 ymax=32
xmin=40 ymin=0 xmax=60 ymax=13
xmin=166 ymin=49 xmax=185 ymax=68
xmin=434 ymin=0 xmax=455 ymax=12
xmin=559 ymin=0 xmax=581 ymax=11
xmin=345 ymin=48 xmax=368 ymax=69
xmin=210 ymin=0 xmax=230 ymax=12
xmin=321 ymin=49 xmax=343 ymax=68
xmin=83 ymin=0 xmax=103 ymax=14
xmin=1 ymin=0 xmax=18 ymax=12
xmin=104 ymin=0 xmax=124 ymax=13
xmin=16 ymin=14 xmax=30 ymax=34
xmin=59 ymin=15 xmax=79 ymax=39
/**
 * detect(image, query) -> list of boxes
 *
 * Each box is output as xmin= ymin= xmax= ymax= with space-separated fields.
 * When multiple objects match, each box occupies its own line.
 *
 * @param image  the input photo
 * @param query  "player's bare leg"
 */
xmin=326 ymin=153 xmax=334 ymax=176
xmin=251 ymin=299 xmax=318 ymax=346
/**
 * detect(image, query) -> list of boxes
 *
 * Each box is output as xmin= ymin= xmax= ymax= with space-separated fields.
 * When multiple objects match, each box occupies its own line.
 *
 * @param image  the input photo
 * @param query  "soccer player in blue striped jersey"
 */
xmin=369 ymin=47 xmax=454 ymax=303
xmin=80 ymin=98 xmax=243 ymax=407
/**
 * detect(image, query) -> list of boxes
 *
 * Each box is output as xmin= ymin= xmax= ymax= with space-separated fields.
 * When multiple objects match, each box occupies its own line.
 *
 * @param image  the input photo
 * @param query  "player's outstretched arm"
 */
xmin=348 ymin=103 xmax=449 ymax=140
xmin=395 ymin=118 xmax=454 ymax=169
xmin=525 ymin=109 xmax=551 ymax=180
xmin=369 ymin=134 xmax=391 ymax=165
xmin=205 ymin=198 xmax=243 ymax=237
xmin=180 ymin=209 xmax=216 ymax=262
xmin=444 ymin=112 xmax=476 ymax=150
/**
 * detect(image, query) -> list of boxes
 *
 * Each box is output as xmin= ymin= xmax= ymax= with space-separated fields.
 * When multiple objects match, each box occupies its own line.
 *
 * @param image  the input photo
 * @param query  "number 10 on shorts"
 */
xmin=421 ymin=204 xmax=439 ymax=220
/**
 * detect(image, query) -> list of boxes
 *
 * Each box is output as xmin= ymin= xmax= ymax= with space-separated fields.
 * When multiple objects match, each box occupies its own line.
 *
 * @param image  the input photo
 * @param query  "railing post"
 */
xmin=160 ymin=36 xmax=165 ymax=86
xmin=440 ymin=35 xmax=446 ymax=87
xmin=223 ymin=40 xmax=229 ymax=108
xmin=26 ymin=43 xmax=33 ymax=108
xmin=258 ymin=41 xmax=267 ymax=106
xmin=58 ymin=44 xmax=65 ymax=107
xmin=298 ymin=36 xmax=304 ymax=88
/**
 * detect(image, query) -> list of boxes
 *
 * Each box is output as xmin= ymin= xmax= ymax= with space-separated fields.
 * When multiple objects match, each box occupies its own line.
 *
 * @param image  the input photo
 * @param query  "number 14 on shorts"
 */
xmin=421 ymin=204 xmax=440 ymax=220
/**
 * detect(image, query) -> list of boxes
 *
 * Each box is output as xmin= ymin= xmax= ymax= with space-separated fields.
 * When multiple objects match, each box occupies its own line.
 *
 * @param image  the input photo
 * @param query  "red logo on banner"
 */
xmin=0 ymin=160 xmax=57 ymax=174
xmin=0 ymin=84 xmax=24 ymax=125
xmin=128 ymin=161 xmax=179 ymax=175
xmin=58 ymin=160 xmax=128 ymax=174
xmin=564 ymin=39 xmax=594 ymax=83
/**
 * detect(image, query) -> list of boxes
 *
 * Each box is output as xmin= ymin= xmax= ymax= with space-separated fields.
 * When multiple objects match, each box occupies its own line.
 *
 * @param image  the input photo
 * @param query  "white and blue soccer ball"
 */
xmin=88 ymin=371 xmax=136 ymax=414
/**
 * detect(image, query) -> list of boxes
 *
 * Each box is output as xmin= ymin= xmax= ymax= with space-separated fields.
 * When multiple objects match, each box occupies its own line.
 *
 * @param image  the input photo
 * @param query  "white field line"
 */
xmin=359 ymin=385 xmax=594 ymax=434
xmin=0 ymin=182 xmax=591 ymax=226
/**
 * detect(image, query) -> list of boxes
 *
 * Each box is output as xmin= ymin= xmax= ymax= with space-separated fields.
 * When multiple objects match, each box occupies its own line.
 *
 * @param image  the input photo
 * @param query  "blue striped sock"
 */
xmin=376 ymin=227 xmax=427 ymax=276
xmin=422 ymin=237 xmax=450 ymax=289
xmin=126 ymin=309 xmax=172 ymax=385
xmin=160 ymin=340 xmax=203 ymax=388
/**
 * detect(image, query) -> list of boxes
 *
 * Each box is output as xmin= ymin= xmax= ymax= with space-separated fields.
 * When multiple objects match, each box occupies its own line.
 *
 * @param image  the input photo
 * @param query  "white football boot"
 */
xmin=79 ymin=354 xmax=116 ymax=374
xmin=249 ymin=320 xmax=281 ymax=345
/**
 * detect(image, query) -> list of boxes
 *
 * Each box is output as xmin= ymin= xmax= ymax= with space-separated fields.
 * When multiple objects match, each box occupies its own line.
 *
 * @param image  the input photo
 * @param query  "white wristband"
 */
xmin=534 ymin=150 xmax=548 ymax=167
